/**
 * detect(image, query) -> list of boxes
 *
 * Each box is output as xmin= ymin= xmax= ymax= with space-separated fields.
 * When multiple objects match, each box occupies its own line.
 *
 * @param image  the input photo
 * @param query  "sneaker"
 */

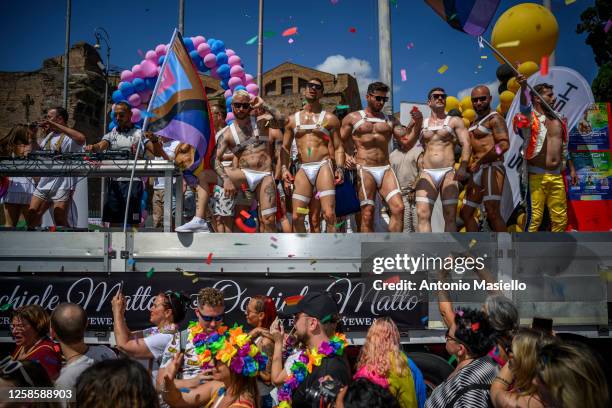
xmin=175 ymin=217 xmax=211 ymax=233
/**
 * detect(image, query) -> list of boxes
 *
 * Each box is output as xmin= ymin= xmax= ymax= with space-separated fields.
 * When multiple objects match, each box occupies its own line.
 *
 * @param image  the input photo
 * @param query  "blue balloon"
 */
xmin=234 ymin=85 xmax=247 ymax=92
xmin=110 ymin=110 xmax=116 ymax=120
xmin=211 ymin=40 xmax=225 ymax=54
xmin=158 ymin=55 xmax=165 ymax=66
xmin=111 ymin=89 xmax=124 ymax=103
xmin=144 ymin=78 xmax=156 ymax=90
xmin=207 ymin=38 xmax=216 ymax=46
xmin=136 ymin=119 xmax=144 ymax=129
xmin=220 ymin=78 xmax=230 ymax=90
xmin=183 ymin=38 xmax=194 ymax=51
xmin=119 ymin=82 xmax=135 ymax=98
xmin=217 ymin=64 xmax=231 ymax=79
xmin=216 ymin=52 xmax=228 ymax=66
xmin=189 ymin=50 xmax=202 ymax=65
xmin=108 ymin=120 xmax=117 ymax=131
xmin=132 ymin=77 xmax=145 ymax=92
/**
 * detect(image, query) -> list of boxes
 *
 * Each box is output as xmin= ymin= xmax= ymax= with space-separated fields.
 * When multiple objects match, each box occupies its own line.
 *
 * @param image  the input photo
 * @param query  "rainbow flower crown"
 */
xmin=189 ymin=322 xmax=268 ymax=377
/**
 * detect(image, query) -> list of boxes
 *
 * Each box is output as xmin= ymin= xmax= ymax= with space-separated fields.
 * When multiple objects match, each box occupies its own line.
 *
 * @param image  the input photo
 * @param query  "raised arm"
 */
xmin=392 ymin=110 xmax=423 ymax=150
xmin=111 ymin=292 xmax=155 ymax=359
xmin=252 ymin=96 xmax=286 ymax=128
xmin=41 ymin=120 xmax=86 ymax=145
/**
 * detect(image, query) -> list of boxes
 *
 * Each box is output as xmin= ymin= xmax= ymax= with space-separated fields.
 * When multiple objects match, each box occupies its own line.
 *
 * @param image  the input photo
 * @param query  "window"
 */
xmin=281 ymin=77 xmax=293 ymax=95
xmin=298 ymin=78 xmax=308 ymax=93
xmin=264 ymin=81 xmax=276 ymax=96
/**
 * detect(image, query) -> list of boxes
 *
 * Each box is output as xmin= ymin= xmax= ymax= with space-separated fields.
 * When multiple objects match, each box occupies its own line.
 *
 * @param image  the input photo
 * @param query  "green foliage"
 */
xmin=591 ymin=62 xmax=612 ymax=102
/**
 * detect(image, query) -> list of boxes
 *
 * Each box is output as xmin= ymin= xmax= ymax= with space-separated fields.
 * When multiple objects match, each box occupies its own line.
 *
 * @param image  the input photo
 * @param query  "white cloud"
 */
xmin=316 ymin=55 xmax=377 ymax=102
xmin=457 ymin=80 xmax=500 ymax=108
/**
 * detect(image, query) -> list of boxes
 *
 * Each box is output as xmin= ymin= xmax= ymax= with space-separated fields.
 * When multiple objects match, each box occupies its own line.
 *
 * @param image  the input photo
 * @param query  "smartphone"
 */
xmin=532 ymin=317 xmax=553 ymax=335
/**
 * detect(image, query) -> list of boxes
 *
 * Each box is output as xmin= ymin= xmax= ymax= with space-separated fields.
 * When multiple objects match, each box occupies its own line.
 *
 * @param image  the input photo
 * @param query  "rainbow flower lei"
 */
xmin=190 ymin=323 xmax=268 ymax=378
xmin=277 ymin=333 xmax=348 ymax=408
xmin=188 ymin=321 xmax=228 ymax=367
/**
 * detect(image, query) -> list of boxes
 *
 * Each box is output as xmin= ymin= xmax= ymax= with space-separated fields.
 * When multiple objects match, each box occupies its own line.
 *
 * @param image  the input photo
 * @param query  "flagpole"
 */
xmin=478 ymin=36 xmax=561 ymax=122
xmin=178 ymin=0 xmax=185 ymax=34
xmin=257 ymin=0 xmax=264 ymax=91
xmin=378 ymin=0 xmax=393 ymax=117
xmin=63 ymin=0 xmax=71 ymax=108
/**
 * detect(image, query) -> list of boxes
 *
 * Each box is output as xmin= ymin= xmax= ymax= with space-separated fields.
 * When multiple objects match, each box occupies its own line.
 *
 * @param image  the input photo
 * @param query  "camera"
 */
xmin=304 ymin=378 xmax=342 ymax=407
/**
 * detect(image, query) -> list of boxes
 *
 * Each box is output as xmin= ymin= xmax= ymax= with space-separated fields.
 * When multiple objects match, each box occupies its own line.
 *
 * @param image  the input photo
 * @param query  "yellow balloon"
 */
xmin=499 ymin=91 xmax=516 ymax=105
xmin=462 ymin=117 xmax=471 ymax=128
xmin=507 ymin=77 xmax=520 ymax=93
xmin=517 ymin=213 xmax=526 ymax=229
xmin=491 ymin=3 xmax=558 ymax=65
xmin=518 ymin=61 xmax=539 ymax=77
xmin=496 ymin=104 xmax=502 ymax=114
xmin=462 ymin=109 xmax=476 ymax=123
xmin=445 ymin=96 xmax=461 ymax=112
xmin=460 ymin=96 xmax=473 ymax=112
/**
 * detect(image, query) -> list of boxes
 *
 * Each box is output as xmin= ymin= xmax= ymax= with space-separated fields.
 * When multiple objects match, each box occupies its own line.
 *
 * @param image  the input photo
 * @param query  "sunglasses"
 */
xmin=369 ymin=94 xmax=389 ymax=103
xmin=232 ymin=103 xmax=252 ymax=110
xmin=431 ymin=93 xmax=447 ymax=100
xmin=307 ymin=82 xmax=323 ymax=91
xmin=471 ymin=96 xmax=488 ymax=103
xmin=197 ymin=310 xmax=224 ymax=322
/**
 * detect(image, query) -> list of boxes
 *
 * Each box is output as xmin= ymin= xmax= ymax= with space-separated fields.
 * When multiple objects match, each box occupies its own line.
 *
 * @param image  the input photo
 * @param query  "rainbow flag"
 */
xmin=145 ymin=30 xmax=215 ymax=177
xmin=424 ymin=0 xmax=500 ymax=37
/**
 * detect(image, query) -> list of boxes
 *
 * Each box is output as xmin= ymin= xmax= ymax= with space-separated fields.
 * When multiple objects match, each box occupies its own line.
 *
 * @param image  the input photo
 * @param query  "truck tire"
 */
xmin=406 ymin=352 xmax=454 ymax=395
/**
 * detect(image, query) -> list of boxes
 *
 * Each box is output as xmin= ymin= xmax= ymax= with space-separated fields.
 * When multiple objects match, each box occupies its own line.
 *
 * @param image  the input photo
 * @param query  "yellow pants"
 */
xmin=527 ymin=173 xmax=567 ymax=232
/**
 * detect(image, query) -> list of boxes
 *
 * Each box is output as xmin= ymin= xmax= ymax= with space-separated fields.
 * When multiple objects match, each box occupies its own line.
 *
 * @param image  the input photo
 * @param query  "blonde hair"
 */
xmin=510 ymin=329 xmax=557 ymax=395
xmin=357 ymin=317 xmax=409 ymax=378
xmin=232 ymin=90 xmax=251 ymax=100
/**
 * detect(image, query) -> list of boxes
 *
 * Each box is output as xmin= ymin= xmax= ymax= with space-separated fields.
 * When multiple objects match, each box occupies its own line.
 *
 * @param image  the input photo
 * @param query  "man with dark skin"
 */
xmin=460 ymin=85 xmax=510 ymax=232
xmin=340 ymin=82 xmax=423 ymax=232
xmin=416 ymin=88 xmax=471 ymax=232
xmin=214 ymin=90 xmax=285 ymax=232
xmin=516 ymin=75 xmax=577 ymax=232
xmin=281 ymin=78 xmax=344 ymax=233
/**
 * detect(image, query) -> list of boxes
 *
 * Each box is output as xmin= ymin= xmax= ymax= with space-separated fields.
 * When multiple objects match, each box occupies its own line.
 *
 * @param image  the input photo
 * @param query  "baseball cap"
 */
xmin=280 ymin=292 xmax=339 ymax=322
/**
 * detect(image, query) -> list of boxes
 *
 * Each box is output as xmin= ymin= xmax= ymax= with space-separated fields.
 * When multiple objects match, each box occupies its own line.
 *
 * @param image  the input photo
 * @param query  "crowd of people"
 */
xmin=1 ymin=287 xmax=608 ymax=407
xmin=1 ymin=74 xmax=576 ymax=233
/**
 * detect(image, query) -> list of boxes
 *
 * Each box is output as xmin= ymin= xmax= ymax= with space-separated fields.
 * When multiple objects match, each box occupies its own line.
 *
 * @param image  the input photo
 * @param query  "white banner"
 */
xmin=501 ymin=66 xmax=594 ymax=221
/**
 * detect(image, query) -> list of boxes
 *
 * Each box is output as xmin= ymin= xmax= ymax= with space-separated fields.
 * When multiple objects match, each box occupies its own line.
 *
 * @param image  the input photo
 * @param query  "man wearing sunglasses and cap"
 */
xmin=416 ymin=88 xmax=471 ymax=232
xmin=341 ymin=82 xmax=423 ymax=232
xmin=281 ymin=78 xmax=345 ymax=232
xmin=214 ymin=90 xmax=286 ymax=232
xmin=460 ymin=85 xmax=510 ymax=232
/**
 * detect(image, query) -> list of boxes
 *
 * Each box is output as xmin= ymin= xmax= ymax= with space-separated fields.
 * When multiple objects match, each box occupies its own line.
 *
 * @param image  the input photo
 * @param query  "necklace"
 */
xmin=277 ymin=333 xmax=347 ymax=408
xmin=188 ymin=321 xmax=228 ymax=367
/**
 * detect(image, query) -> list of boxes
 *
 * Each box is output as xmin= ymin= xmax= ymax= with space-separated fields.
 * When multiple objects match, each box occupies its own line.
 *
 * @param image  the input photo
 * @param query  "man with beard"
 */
xmin=281 ymin=78 xmax=344 ymax=232
xmin=460 ymin=85 xmax=510 ymax=232
xmin=416 ymin=88 xmax=471 ymax=232
xmin=516 ymin=75 xmax=576 ymax=232
xmin=214 ymin=90 xmax=285 ymax=232
xmin=340 ymin=82 xmax=422 ymax=232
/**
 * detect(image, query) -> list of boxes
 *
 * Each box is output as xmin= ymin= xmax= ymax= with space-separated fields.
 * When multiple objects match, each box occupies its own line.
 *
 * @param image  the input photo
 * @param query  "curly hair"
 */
xmin=197 ymin=287 xmax=224 ymax=308
xmin=76 ymin=358 xmax=160 ymax=408
xmin=454 ymin=308 xmax=494 ymax=358
xmin=357 ymin=317 xmax=409 ymax=378
xmin=251 ymin=295 xmax=277 ymax=329
xmin=343 ymin=378 xmax=400 ymax=408
xmin=510 ymin=329 xmax=558 ymax=396
xmin=11 ymin=304 xmax=50 ymax=339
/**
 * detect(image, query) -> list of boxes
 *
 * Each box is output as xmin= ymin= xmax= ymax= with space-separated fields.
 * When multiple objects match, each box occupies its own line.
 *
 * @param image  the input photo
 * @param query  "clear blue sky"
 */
xmin=0 ymin=0 xmax=598 ymax=111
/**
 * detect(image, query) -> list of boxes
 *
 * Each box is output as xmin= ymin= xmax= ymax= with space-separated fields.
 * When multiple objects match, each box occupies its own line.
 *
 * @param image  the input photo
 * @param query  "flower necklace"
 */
xmin=188 ymin=321 xmax=228 ymax=367
xmin=142 ymin=323 xmax=178 ymax=338
xmin=277 ymin=333 xmax=348 ymax=408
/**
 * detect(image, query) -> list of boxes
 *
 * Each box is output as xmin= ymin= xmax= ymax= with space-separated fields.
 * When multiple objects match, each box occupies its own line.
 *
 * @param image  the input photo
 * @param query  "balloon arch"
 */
xmin=110 ymin=35 xmax=259 ymax=130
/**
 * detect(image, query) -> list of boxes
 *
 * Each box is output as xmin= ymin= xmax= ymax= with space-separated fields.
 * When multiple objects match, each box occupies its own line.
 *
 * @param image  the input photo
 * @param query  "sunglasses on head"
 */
xmin=307 ymin=82 xmax=323 ymax=91
xmin=471 ymin=96 xmax=488 ymax=103
xmin=232 ymin=102 xmax=252 ymax=110
xmin=369 ymin=94 xmax=389 ymax=103
xmin=431 ymin=93 xmax=447 ymax=100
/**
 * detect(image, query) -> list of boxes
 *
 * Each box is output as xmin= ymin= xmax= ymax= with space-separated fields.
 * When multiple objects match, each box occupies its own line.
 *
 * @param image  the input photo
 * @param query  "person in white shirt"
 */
xmin=150 ymin=137 xmax=181 ymax=229
xmin=26 ymin=107 xmax=86 ymax=228
xmin=50 ymin=303 xmax=116 ymax=392
xmin=85 ymin=102 xmax=155 ymax=227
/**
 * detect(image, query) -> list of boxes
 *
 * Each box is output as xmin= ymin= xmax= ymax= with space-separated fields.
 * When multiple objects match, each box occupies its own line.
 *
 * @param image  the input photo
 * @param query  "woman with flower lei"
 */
xmin=162 ymin=325 xmax=268 ymax=408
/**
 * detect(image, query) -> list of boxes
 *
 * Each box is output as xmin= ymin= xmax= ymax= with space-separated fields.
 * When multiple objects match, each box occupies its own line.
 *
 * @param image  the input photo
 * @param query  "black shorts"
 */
xmin=103 ymin=179 xmax=144 ymax=225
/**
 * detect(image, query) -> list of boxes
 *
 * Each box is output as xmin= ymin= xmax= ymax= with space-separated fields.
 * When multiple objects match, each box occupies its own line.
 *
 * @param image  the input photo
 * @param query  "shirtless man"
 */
xmin=460 ymin=85 xmax=510 ymax=232
xmin=516 ymin=75 xmax=577 ymax=232
xmin=215 ymin=90 xmax=285 ymax=232
xmin=416 ymin=87 xmax=471 ymax=232
xmin=340 ymin=82 xmax=423 ymax=232
xmin=282 ymin=78 xmax=344 ymax=232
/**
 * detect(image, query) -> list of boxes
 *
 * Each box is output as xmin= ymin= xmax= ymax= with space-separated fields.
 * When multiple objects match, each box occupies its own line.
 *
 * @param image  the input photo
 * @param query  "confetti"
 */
xmin=296 ymin=207 xmax=309 ymax=215
xmin=127 ymin=258 xmax=135 ymax=266
xmin=234 ymin=243 xmax=248 ymax=246
xmin=420 ymin=316 xmax=429 ymax=324
xmin=605 ymin=20 xmax=612 ymax=33
xmin=0 ymin=303 xmax=12 ymax=311
xmin=182 ymin=271 xmax=196 ymax=277
xmin=263 ymin=31 xmax=276 ymax=39
xmin=288 ymin=38 xmax=294 ymax=44
xmin=349 ymin=27 xmax=357 ymax=33
xmin=282 ymin=27 xmax=298 ymax=37
xmin=288 ymin=254 xmax=296 ymax=258
xmin=400 ymin=69 xmax=407 ymax=82
xmin=206 ymin=253 xmax=213 ymax=265
xmin=132 ymin=226 xmax=138 ymax=233
xmin=469 ymin=239 xmax=477 ymax=248
xmin=49 ymin=226 xmax=56 ymax=232
xmin=477 ymin=65 xmax=482 ymax=69
xmin=540 ymin=55 xmax=549 ymax=76
xmin=390 ymin=0 xmax=398 ymax=6
xmin=146 ymin=268 xmax=155 ymax=278
xmin=192 ymin=277 xmax=199 ymax=284
xmin=406 ymin=42 xmax=414 ymax=49
xmin=137 ymin=49 xmax=144 ymax=57
xmin=480 ymin=55 xmax=488 ymax=59
xmin=384 ymin=275 xmax=400 ymax=284
xmin=564 ymin=0 xmax=576 ymax=4
xmin=471 ymin=322 xmax=480 ymax=332
xmin=246 ymin=35 xmax=258 ymax=45
xmin=331 ymin=0 xmax=339 ymax=4
xmin=455 ymin=309 xmax=464 ymax=317
xmin=496 ymin=40 xmax=520 ymax=48
xmin=335 ymin=220 xmax=346 ymax=228
xmin=447 ymin=13 xmax=457 ymax=21
xmin=270 ymin=236 xmax=278 ymax=242
xmin=271 ymin=243 xmax=278 ymax=249
xmin=437 ymin=64 xmax=448 ymax=74
xmin=240 ymin=210 xmax=252 ymax=219
xmin=310 ymin=260 xmax=317 ymax=265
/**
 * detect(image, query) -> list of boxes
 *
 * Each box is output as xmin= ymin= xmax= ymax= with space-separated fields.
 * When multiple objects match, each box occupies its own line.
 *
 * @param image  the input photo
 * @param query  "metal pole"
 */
xmin=257 ymin=0 xmax=264 ymax=91
xmin=542 ymin=0 xmax=555 ymax=66
xmin=63 ymin=0 xmax=71 ymax=109
xmin=178 ymin=0 xmax=185 ymax=34
xmin=378 ymin=0 xmax=393 ymax=117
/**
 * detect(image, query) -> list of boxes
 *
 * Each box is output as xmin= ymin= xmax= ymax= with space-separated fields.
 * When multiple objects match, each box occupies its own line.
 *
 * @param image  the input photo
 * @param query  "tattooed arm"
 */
xmin=472 ymin=114 xmax=510 ymax=169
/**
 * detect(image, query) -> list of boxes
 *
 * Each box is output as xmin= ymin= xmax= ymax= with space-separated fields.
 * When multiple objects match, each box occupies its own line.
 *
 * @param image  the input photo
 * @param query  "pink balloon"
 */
xmin=210 ymin=67 xmax=220 ymax=79
xmin=228 ymin=77 xmax=243 ymax=90
xmin=154 ymin=44 xmax=167 ymax=56
xmin=230 ymin=65 xmax=244 ymax=76
xmin=203 ymin=53 xmax=217 ymax=68
xmin=226 ymin=49 xmax=235 ymax=57
xmin=140 ymin=89 xmax=153 ymax=101
xmin=225 ymin=112 xmax=235 ymax=122
xmin=193 ymin=36 xmax=206 ymax=48
xmin=141 ymin=60 xmax=158 ymax=77
xmin=197 ymin=43 xmax=211 ymax=58
xmin=145 ymin=50 xmax=158 ymax=63
xmin=224 ymin=89 xmax=233 ymax=99
xmin=246 ymin=83 xmax=259 ymax=95
xmin=131 ymin=108 xmax=142 ymax=123
xmin=156 ymin=66 xmax=162 ymax=75
xmin=132 ymin=64 xmax=144 ymax=78
xmin=228 ymin=55 xmax=242 ymax=66
xmin=245 ymin=74 xmax=254 ymax=83
xmin=128 ymin=93 xmax=141 ymax=107
xmin=120 ymin=70 xmax=134 ymax=82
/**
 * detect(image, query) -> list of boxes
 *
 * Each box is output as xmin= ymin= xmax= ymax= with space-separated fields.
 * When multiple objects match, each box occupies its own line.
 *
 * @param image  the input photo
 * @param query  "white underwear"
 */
xmin=357 ymin=164 xmax=401 ymax=206
xmin=422 ymin=167 xmax=454 ymax=189
xmin=242 ymin=169 xmax=272 ymax=192
xmin=299 ymin=159 xmax=332 ymax=186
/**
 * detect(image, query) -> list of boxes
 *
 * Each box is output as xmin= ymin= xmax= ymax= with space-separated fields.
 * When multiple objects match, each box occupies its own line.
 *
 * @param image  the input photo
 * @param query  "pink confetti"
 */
xmin=400 ymin=69 xmax=407 ymax=82
xmin=605 ymin=19 xmax=612 ymax=33
xmin=456 ymin=309 xmax=464 ymax=317
xmin=270 ymin=236 xmax=278 ymax=242
xmin=330 ymin=0 xmax=339 ymax=4
xmin=288 ymin=38 xmax=294 ymax=44
xmin=137 ymin=49 xmax=144 ymax=57
xmin=407 ymin=42 xmax=414 ymax=49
